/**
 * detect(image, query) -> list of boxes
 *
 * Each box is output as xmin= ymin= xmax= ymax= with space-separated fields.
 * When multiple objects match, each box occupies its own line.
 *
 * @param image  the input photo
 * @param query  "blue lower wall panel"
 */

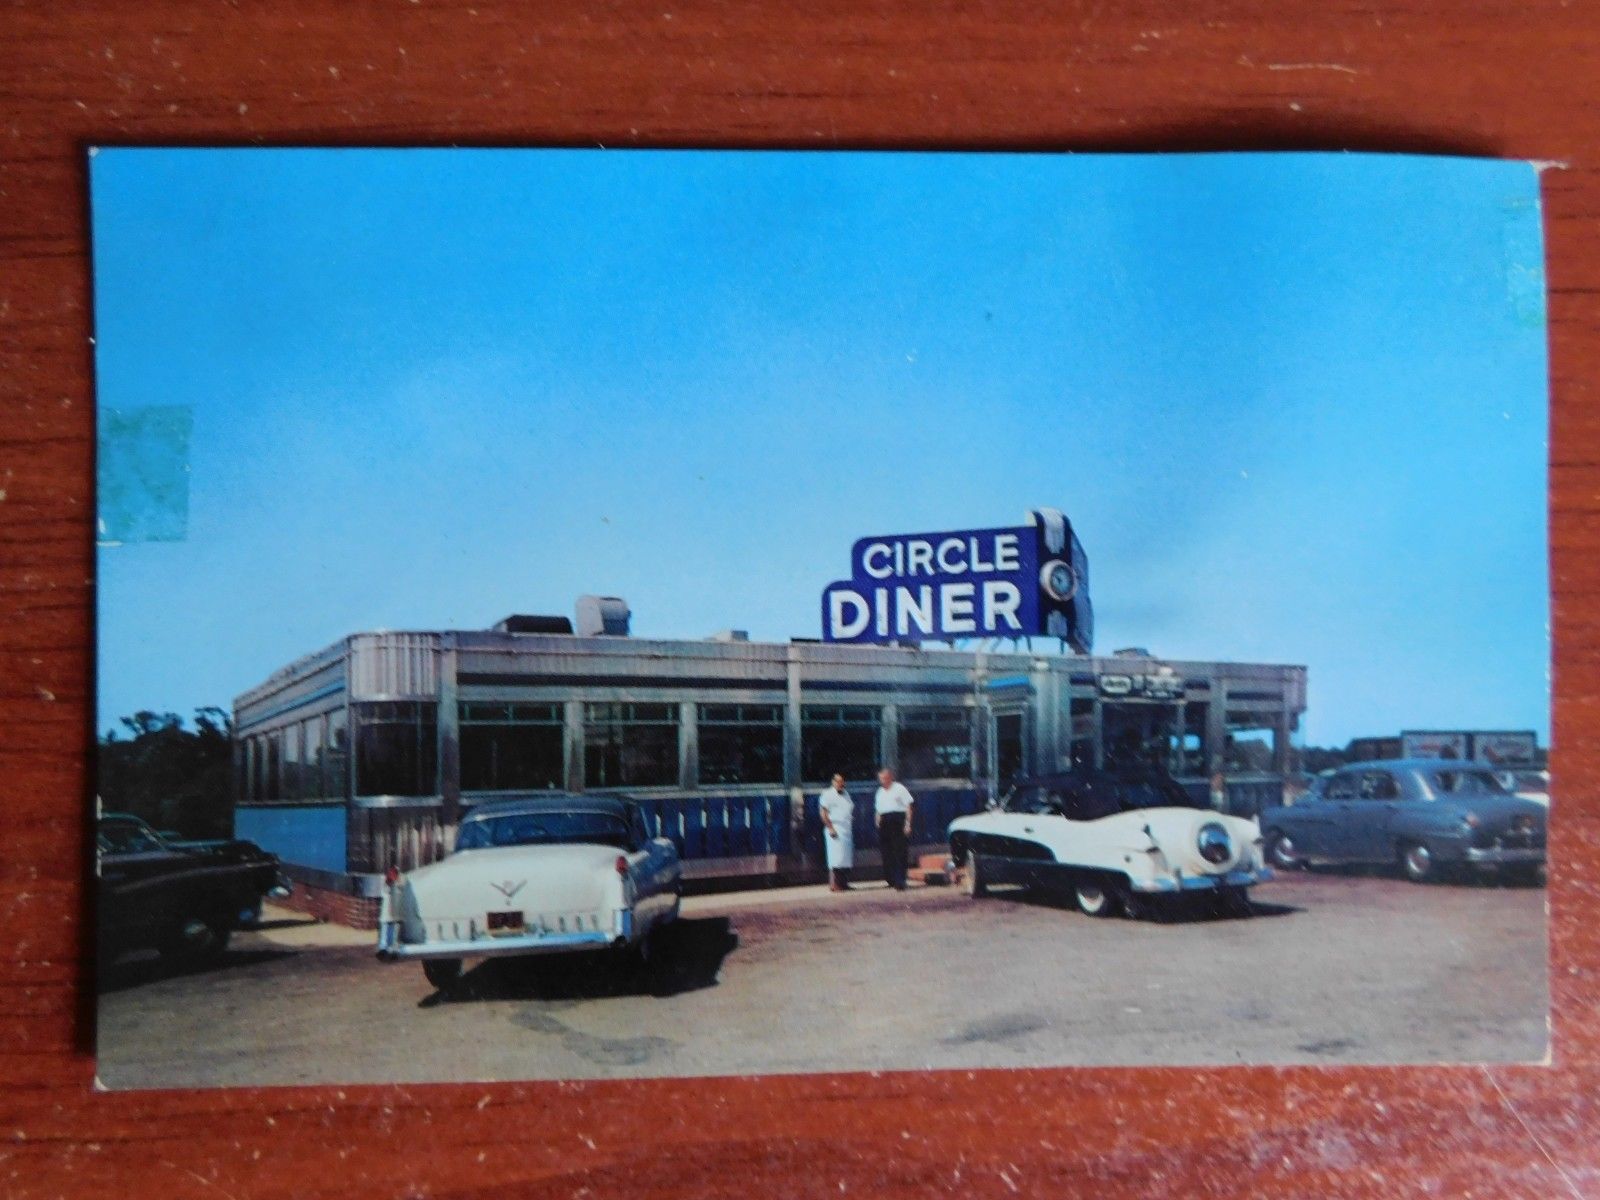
xmin=235 ymin=804 xmax=347 ymax=874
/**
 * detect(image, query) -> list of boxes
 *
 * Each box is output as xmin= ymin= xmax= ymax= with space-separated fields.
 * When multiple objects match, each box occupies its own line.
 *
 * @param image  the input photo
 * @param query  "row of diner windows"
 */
xmin=237 ymin=699 xmax=1286 ymax=803
xmin=237 ymin=700 xmax=976 ymax=802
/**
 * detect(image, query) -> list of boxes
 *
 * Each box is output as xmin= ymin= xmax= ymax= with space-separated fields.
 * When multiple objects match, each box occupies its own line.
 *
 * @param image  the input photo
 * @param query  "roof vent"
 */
xmin=576 ymin=595 xmax=631 ymax=637
xmin=1112 ymin=646 xmax=1153 ymax=658
xmin=494 ymin=614 xmax=574 ymax=635
xmin=707 ymin=629 xmax=749 ymax=643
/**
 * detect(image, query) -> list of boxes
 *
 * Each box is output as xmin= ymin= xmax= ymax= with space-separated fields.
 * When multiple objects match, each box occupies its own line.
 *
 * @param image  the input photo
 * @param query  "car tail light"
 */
xmin=1462 ymin=812 xmax=1481 ymax=829
xmin=384 ymin=866 xmax=400 ymax=885
xmin=615 ymin=855 xmax=628 ymax=876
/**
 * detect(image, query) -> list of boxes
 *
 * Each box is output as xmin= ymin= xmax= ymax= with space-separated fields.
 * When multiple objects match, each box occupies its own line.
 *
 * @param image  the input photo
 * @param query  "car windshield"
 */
xmin=1003 ymin=774 xmax=1201 ymax=820
xmin=1427 ymin=769 xmax=1509 ymax=797
xmin=1116 ymin=778 xmax=1205 ymax=812
xmin=98 ymin=820 xmax=168 ymax=854
xmin=455 ymin=811 xmax=631 ymax=852
xmin=1510 ymin=772 xmax=1548 ymax=793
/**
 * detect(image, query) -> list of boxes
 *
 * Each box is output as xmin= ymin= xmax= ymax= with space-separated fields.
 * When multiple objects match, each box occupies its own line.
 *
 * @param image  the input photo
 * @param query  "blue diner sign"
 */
xmin=820 ymin=507 xmax=1093 ymax=652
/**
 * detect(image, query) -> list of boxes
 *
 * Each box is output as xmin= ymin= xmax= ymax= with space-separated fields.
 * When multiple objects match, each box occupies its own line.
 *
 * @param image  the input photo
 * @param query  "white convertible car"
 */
xmin=376 ymin=795 xmax=682 ymax=989
xmin=947 ymin=770 xmax=1270 ymax=918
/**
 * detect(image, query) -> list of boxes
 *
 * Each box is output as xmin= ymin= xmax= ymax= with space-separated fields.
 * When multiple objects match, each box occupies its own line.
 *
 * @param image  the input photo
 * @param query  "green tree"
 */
xmin=98 ymin=707 xmax=235 ymax=838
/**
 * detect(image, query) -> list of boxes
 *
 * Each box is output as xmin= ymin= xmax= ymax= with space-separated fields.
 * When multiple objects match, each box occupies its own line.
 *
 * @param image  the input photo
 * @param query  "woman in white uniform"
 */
xmin=818 ymin=773 xmax=855 ymax=892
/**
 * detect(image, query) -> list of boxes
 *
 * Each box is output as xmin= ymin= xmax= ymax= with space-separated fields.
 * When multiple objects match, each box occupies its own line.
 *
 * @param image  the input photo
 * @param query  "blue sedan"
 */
xmin=1258 ymin=759 xmax=1545 ymax=884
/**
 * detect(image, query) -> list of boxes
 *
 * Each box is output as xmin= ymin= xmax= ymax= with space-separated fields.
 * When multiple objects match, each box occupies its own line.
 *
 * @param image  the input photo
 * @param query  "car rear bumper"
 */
xmin=1463 ymin=846 xmax=1544 ymax=867
xmin=1131 ymin=867 xmax=1273 ymax=894
xmin=376 ymin=910 xmax=634 ymax=961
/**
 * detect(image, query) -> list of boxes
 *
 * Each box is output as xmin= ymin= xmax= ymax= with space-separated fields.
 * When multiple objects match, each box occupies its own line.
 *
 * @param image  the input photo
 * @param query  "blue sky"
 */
xmin=90 ymin=149 xmax=1548 ymax=746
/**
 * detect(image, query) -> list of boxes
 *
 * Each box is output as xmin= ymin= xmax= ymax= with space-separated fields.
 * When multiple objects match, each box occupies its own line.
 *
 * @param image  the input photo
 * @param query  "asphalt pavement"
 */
xmin=95 ymin=869 xmax=1548 ymax=1089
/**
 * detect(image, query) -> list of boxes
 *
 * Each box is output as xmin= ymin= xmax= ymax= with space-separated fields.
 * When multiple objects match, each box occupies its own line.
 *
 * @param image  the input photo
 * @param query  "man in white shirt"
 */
xmin=873 ymin=767 xmax=915 ymax=890
xmin=817 ymin=773 xmax=855 ymax=892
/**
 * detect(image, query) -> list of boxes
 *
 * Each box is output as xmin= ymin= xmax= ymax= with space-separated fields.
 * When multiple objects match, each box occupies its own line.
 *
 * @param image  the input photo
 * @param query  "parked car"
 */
xmin=376 ymin=795 xmax=682 ymax=989
xmin=1259 ymin=759 xmax=1545 ymax=883
xmin=946 ymin=768 xmax=1270 ymax=918
xmin=96 ymin=812 xmax=290 ymax=967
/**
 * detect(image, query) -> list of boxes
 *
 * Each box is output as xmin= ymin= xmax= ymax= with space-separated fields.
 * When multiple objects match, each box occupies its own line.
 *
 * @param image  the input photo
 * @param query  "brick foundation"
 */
xmin=276 ymin=875 xmax=380 ymax=930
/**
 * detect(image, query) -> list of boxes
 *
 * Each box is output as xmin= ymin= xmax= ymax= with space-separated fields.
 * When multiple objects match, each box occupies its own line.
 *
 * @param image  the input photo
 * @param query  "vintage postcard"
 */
xmin=91 ymin=149 xmax=1549 ymax=1088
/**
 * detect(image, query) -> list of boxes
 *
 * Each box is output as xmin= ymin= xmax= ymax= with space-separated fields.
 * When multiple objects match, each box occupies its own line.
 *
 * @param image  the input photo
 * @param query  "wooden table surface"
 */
xmin=2 ymin=3 xmax=1597 ymax=1197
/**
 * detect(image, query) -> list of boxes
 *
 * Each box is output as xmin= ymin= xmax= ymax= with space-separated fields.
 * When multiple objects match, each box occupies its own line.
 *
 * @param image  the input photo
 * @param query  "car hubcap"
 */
xmin=1407 ymin=845 xmax=1431 ymax=877
xmin=179 ymin=919 xmax=215 ymax=951
xmin=1078 ymin=885 xmax=1105 ymax=914
xmin=1273 ymin=836 xmax=1296 ymax=866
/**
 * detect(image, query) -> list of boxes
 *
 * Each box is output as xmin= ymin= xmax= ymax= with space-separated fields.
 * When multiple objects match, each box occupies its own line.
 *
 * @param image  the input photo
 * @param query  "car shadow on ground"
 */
xmin=987 ymin=885 xmax=1302 ymax=923
xmin=420 ymin=916 xmax=739 ymax=1008
xmin=1298 ymin=863 xmax=1546 ymax=888
xmin=97 ymin=947 xmax=298 ymax=995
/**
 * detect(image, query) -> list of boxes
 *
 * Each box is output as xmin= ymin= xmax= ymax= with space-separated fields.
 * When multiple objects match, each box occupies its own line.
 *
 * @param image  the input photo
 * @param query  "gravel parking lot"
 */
xmin=95 ymin=870 xmax=1548 ymax=1089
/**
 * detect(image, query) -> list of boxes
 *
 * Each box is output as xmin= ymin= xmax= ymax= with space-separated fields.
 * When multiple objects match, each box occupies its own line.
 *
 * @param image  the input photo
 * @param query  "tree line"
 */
xmin=98 ymin=708 xmax=234 ymax=839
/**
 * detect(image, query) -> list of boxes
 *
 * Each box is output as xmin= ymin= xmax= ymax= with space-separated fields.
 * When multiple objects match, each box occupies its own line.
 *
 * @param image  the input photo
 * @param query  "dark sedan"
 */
xmin=1258 ymin=760 xmax=1545 ymax=884
xmin=97 ymin=813 xmax=290 ymax=968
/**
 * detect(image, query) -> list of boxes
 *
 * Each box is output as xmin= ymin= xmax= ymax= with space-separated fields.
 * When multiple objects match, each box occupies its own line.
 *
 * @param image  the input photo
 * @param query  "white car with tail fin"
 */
xmin=376 ymin=795 xmax=682 ymax=990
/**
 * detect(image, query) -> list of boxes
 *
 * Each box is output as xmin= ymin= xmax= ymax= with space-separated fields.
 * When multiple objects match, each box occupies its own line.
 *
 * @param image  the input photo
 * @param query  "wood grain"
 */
xmin=2 ymin=2 xmax=1597 ymax=1196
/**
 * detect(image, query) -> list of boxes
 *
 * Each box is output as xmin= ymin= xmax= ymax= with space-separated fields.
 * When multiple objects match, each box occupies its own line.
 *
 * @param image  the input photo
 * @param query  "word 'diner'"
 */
xmin=827 ymin=579 xmax=1024 ymax=640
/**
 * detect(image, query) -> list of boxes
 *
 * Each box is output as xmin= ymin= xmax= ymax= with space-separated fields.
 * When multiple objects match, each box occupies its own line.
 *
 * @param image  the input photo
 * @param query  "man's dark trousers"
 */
xmin=880 ymin=812 xmax=908 ymax=889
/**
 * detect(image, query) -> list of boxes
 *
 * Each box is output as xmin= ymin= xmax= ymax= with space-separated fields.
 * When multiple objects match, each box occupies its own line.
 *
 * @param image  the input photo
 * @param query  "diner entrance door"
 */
xmin=992 ymin=710 xmax=1026 ymax=795
xmin=1100 ymin=701 xmax=1182 ymax=773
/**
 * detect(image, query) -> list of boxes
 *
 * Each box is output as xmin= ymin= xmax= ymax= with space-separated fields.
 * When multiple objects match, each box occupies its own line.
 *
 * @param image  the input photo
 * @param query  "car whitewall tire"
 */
xmin=1074 ymin=878 xmax=1119 ymax=918
xmin=1265 ymin=830 xmax=1302 ymax=871
xmin=1400 ymin=841 xmax=1436 ymax=883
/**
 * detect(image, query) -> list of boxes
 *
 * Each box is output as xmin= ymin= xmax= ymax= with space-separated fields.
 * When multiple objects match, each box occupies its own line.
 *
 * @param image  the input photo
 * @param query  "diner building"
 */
xmin=233 ymin=605 xmax=1306 ymax=925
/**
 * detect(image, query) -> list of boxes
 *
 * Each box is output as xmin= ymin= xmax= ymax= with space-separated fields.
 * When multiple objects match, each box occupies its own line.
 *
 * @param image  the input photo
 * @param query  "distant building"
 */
xmin=1346 ymin=736 xmax=1403 ymax=763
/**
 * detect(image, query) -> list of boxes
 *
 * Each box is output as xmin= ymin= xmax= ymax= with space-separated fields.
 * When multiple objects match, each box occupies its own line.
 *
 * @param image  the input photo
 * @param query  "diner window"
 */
xmin=584 ymin=702 xmax=679 ymax=788
xmin=697 ymin=703 xmax=784 ymax=785
xmin=1069 ymin=698 xmax=1096 ymax=769
xmin=1180 ymin=703 xmax=1208 ymax=775
xmin=1224 ymin=718 xmax=1275 ymax=773
xmin=324 ymin=708 xmax=349 ymax=800
xmin=282 ymin=721 xmax=305 ymax=800
xmin=353 ymin=700 xmax=438 ymax=797
xmin=801 ymin=705 xmax=881 ymax=782
xmin=303 ymin=715 xmax=325 ymax=800
xmin=265 ymin=731 xmax=281 ymax=801
xmin=251 ymin=736 xmax=266 ymax=802
xmin=897 ymin=708 xmax=973 ymax=779
xmin=236 ymin=740 xmax=251 ymax=804
xmin=460 ymin=701 xmax=565 ymax=791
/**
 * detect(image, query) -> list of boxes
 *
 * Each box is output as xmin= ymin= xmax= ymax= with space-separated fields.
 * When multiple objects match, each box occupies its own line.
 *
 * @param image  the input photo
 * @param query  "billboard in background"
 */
xmin=1400 ymin=729 xmax=1540 ymax=765
xmin=1469 ymin=731 xmax=1540 ymax=766
xmin=1400 ymin=731 xmax=1470 ymax=760
xmin=819 ymin=507 xmax=1092 ymax=652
